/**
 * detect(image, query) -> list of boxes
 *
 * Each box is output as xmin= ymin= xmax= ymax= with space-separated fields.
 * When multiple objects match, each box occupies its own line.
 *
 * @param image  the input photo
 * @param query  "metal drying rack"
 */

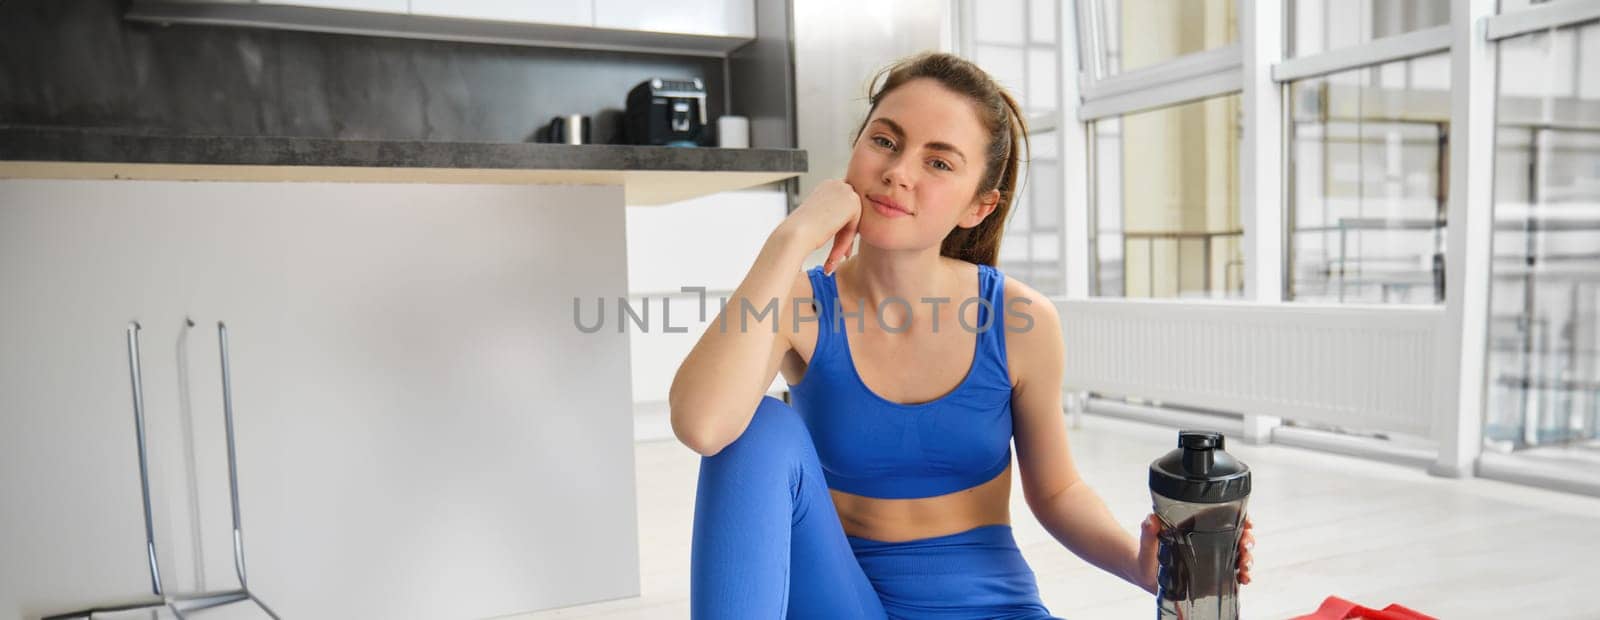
xmin=43 ymin=321 xmax=280 ymax=619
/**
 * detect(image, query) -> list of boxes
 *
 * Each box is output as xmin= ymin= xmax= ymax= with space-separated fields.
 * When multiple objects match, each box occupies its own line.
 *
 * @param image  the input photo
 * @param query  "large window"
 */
xmin=1061 ymin=0 xmax=1600 ymax=491
xmin=1092 ymin=95 xmax=1243 ymax=298
xmin=1076 ymin=0 xmax=1243 ymax=299
xmin=963 ymin=0 xmax=1066 ymax=296
xmin=1278 ymin=0 xmax=1454 ymax=304
xmin=1286 ymin=53 xmax=1452 ymax=304
xmin=1484 ymin=18 xmax=1600 ymax=456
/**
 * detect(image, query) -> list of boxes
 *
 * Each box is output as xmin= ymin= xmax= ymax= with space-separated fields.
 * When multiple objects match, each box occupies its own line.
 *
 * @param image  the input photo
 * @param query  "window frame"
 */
xmin=1074 ymin=1 xmax=1245 ymax=123
xmin=1487 ymin=0 xmax=1600 ymax=39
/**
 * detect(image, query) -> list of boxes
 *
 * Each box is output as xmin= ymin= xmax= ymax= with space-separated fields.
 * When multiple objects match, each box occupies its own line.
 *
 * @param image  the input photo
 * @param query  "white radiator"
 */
xmin=1056 ymin=298 xmax=1445 ymax=439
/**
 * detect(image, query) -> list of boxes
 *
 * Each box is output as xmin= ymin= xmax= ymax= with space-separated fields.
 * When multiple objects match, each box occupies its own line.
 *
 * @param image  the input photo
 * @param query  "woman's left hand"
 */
xmin=1134 ymin=513 xmax=1255 ymax=595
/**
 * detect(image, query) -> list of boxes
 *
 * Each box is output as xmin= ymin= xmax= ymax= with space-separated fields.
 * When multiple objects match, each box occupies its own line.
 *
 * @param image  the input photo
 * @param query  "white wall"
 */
xmin=0 ymin=180 xmax=640 ymax=619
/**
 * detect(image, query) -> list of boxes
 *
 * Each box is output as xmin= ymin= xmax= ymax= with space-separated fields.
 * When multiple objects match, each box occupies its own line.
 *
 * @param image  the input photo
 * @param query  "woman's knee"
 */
xmin=712 ymin=395 xmax=809 ymax=459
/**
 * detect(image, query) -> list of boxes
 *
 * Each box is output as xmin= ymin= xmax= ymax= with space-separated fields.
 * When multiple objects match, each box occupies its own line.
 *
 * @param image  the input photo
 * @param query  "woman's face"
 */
xmin=845 ymin=77 xmax=999 ymax=252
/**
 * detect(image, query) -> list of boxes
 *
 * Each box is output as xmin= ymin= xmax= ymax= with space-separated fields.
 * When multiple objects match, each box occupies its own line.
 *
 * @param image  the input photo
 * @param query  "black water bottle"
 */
xmin=1149 ymin=431 xmax=1251 ymax=620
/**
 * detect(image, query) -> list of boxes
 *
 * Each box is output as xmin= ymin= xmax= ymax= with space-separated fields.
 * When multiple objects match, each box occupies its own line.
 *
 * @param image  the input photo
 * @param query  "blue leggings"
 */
xmin=690 ymin=395 xmax=1063 ymax=619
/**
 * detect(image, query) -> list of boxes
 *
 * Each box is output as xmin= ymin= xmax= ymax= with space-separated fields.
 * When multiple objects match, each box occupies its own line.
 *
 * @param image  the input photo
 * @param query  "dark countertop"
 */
xmin=0 ymin=125 xmax=805 ymax=173
xmin=0 ymin=126 xmax=807 ymax=205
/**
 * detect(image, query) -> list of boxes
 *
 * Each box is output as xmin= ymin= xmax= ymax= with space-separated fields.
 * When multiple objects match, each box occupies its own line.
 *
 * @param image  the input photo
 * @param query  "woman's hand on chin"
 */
xmin=779 ymin=178 xmax=862 ymax=275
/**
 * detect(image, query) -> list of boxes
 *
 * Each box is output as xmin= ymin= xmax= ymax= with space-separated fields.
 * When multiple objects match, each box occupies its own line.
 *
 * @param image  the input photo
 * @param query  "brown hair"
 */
xmin=852 ymin=51 xmax=1030 ymax=267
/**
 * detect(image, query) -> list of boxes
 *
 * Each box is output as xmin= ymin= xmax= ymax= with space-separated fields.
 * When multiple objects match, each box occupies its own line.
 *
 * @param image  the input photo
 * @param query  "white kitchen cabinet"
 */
xmin=593 ymin=0 xmax=755 ymax=38
xmin=0 ymin=180 xmax=640 ymax=619
xmin=266 ymin=0 xmax=408 ymax=13
xmin=408 ymin=0 xmax=593 ymax=27
xmin=129 ymin=0 xmax=756 ymax=56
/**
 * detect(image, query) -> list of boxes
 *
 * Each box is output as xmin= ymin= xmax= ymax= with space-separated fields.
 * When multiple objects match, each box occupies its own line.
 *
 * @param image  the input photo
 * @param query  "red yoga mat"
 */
xmin=1288 ymin=596 xmax=1438 ymax=620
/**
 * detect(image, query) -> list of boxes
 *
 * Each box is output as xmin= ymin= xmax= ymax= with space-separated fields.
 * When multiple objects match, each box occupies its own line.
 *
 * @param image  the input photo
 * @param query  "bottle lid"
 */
xmin=1149 ymin=430 xmax=1251 ymax=503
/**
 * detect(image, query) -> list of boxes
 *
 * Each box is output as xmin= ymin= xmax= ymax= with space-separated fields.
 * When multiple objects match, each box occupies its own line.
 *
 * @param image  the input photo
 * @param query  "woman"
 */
xmin=669 ymin=52 xmax=1255 ymax=619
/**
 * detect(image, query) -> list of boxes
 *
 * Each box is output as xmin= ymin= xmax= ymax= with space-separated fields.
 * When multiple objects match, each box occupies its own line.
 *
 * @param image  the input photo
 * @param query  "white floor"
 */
xmin=508 ymin=413 xmax=1600 ymax=619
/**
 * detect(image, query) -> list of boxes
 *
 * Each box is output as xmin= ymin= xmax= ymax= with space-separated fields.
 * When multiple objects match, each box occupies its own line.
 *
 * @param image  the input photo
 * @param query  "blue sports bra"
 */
xmin=786 ymin=262 xmax=1014 ymax=500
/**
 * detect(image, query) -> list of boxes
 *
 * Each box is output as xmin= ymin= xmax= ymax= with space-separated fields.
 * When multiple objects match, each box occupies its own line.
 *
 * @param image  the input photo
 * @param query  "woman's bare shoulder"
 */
xmin=997 ymin=269 xmax=1059 ymax=323
xmin=997 ymin=271 xmax=1063 ymax=388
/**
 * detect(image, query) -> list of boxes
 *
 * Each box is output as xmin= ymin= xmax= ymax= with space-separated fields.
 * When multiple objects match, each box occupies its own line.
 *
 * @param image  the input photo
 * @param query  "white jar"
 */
xmin=716 ymin=115 xmax=750 ymax=148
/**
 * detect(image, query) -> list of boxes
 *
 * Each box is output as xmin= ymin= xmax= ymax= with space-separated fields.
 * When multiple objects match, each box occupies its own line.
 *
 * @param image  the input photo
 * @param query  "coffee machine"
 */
xmin=624 ymin=77 xmax=707 ymax=147
xmin=1149 ymin=431 xmax=1252 ymax=620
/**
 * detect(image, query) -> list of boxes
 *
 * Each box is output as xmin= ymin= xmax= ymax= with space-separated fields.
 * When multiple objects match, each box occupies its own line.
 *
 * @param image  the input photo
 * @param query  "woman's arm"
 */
xmin=669 ymin=179 xmax=865 ymax=457
xmin=1008 ymin=283 xmax=1255 ymax=593
xmin=1005 ymin=281 xmax=1152 ymax=593
xmin=668 ymin=223 xmax=811 ymax=456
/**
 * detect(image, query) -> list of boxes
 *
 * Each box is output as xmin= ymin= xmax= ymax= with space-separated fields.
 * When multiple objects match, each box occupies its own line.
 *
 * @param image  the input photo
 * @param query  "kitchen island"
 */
xmin=0 ymin=127 xmax=804 ymax=619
